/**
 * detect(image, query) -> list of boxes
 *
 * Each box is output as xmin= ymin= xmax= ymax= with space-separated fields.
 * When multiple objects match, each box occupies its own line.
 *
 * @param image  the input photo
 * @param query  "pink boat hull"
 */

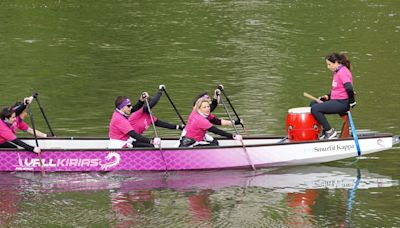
xmin=0 ymin=134 xmax=397 ymax=172
xmin=1 ymin=147 xmax=250 ymax=172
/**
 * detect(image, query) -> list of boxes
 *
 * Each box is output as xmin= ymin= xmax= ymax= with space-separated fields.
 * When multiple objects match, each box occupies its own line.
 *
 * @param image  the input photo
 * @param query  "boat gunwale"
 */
xmin=0 ymin=133 xmax=393 ymax=152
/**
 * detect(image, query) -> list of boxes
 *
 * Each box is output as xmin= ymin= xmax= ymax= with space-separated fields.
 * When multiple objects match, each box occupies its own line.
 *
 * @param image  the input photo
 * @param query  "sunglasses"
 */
xmin=126 ymin=104 xmax=132 ymax=108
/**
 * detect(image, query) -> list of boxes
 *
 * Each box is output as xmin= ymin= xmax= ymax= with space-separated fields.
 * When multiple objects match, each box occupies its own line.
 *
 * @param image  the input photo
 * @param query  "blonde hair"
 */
xmin=194 ymin=97 xmax=211 ymax=111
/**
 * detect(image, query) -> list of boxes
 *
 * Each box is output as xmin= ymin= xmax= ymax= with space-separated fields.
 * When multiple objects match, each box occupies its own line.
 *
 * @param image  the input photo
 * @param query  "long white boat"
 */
xmin=0 ymin=132 xmax=398 ymax=172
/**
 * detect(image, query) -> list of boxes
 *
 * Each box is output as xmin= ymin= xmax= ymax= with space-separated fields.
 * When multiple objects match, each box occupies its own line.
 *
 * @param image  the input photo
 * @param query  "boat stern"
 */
xmin=394 ymin=135 xmax=400 ymax=146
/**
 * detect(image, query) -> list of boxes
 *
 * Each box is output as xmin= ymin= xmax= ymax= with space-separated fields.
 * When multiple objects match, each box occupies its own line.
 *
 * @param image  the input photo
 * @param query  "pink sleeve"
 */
xmin=198 ymin=117 xmax=213 ymax=130
xmin=17 ymin=118 xmax=29 ymax=131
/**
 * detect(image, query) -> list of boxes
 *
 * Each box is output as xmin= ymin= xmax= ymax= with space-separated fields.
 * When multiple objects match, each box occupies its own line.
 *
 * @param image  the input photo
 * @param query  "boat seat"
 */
xmin=340 ymin=113 xmax=350 ymax=138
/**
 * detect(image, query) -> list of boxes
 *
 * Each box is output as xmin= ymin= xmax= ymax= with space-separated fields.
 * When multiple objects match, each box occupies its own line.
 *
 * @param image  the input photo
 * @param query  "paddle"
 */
xmin=303 ymin=92 xmax=323 ymax=104
xmin=27 ymin=104 xmax=45 ymax=176
xmin=218 ymin=94 xmax=256 ymax=171
xmin=143 ymin=94 xmax=167 ymax=171
xmin=347 ymin=111 xmax=361 ymax=156
xmin=33 ymin=92 xmax=55 ymax=137
xmin=218 ymin=85 xmax=247 ymax=131
xmin=162 ymin=87 xmax=186 ymax=125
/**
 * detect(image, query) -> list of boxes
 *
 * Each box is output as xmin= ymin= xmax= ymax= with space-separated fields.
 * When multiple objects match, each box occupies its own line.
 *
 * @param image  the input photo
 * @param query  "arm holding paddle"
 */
xmin=155 ymin=120 xmax=185 ymax=130
xmin=217 ymin=85 xmax=247 ymax=131
xmin=143 ymin=86 xmax=163 ymax=112
xmin=142 ymin=85 xmax=185 ymax=131
xmin=12 ymin=96 xmax=34 ymax=116
xmin=211 ymin=88 xmax=221 ymax=111
xmin=26 ymin=128 xmax=47 ymax=138
xmin=126 ymin=130 xmax=161 ymax=146
xmin=210 ymin=116 xmax=243 ymax=127
xmin=11 ymin=139 xmax=41 ymax=153
xmin=207 ymin=126 xmax=243 ymax=141
xmin=130 ymin=93 xmax=147 ymax=113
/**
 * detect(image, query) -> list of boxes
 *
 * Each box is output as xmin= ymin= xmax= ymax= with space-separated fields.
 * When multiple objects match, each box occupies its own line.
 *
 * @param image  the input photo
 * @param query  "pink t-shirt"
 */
xmin=0 ymin=117 xmax=29 ymax=144
xmin=108 ymin=111 xmax=134 ymax=141
xmin=331 ymin=65 xmax=353 ymax=100
xmin=128 ymin=107 xmax=158 ymax=134
xmin=185 ymin=109 xmax=213 ymax=141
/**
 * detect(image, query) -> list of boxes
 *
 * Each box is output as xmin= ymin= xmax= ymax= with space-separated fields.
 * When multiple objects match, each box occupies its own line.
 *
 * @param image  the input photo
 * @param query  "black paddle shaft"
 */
xmin=219 ymin=96 xmax=240 ymax=135
xmin=27 ymin=105 xmax=39 ymax=147
xmin=33 ymin=93 xmax=55 ymax=136
xmin=163 ymin=88 xmax=186 ymax=125
xmin=218 ymin=86 xmax=244 ymax=129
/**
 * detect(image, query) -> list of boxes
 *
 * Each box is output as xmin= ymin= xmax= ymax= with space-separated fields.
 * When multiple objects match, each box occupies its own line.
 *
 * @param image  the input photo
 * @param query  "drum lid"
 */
xmin=288 ymin=107 xmax=311 ymax=114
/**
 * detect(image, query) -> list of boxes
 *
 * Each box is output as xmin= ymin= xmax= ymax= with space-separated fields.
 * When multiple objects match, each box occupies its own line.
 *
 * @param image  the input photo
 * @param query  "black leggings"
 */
xmin=0 ymin=142 xmax=18 ymax=148
xmin=310 ymin=99 xmax=349 ymax=131
xmin=194 ymin=139 xmax=219 ymax=147
xmin=132 ymin=141 xmax=154 ymax=148
xmin=179 ymin=137 xmax=219 ymax=147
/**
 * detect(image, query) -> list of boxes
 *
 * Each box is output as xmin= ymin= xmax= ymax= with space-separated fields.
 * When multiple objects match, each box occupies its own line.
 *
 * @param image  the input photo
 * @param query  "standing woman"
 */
xmin=108 ymin=96 xmax=161 ymax=148
xmin=180 ymin=97 xmax=242 ymax=147
xmin=0 ymin=96 xmax=44 ymax=153
xmin=311 ymin=52 xmax=357 ymax=140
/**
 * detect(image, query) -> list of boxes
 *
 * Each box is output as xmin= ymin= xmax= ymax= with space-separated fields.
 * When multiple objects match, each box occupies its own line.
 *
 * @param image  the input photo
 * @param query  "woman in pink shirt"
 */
xmin=180 ymin=97 xmax=242 ymax=147
xmin=311 ymin=53 xmax=356 ymax=140
xmin=191 ymin=87 xmax=242 ymax=129
xmin=0 ymin=96 xmax=45 ymax=153
xmin=108 ymin=96 xmax=161 ymax=148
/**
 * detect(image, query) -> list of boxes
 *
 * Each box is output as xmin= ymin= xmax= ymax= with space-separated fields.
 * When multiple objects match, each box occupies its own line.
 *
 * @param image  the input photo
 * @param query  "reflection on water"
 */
xmin=1 ymin=165 xmax=398 ymax=227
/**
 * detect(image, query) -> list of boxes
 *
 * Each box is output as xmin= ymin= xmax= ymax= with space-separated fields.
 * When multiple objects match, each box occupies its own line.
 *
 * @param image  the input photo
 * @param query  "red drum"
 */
xmin=286 ymin=107 xmax=320 ymax=142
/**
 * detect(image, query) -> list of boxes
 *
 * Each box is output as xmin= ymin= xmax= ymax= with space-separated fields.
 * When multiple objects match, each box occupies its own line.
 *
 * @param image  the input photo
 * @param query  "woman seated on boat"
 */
xmin=182 ymin=87 xmax=242 ymax=142
xmin=128 ymin=85 xmax=184 ymax=135
xmin=108 ymin=96 xmax=161 ymax=148
xmin=179 ymin=97 xmax=242 ymax=147
xmin=0 ymin=96 xmax=44 ymax=153
xmin=311 ymin=52 xmax=356 ymax=140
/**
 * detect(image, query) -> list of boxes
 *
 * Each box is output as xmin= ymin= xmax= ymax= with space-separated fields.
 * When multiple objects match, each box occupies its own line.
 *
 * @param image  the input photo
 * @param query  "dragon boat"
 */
xmin=0 ymin=133 xmax=398 ymax=172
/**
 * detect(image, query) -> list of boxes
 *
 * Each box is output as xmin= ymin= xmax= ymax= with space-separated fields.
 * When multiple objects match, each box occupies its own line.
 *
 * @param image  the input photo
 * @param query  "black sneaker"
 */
xmin=323 ymin=128 xmax=337 ymax=140
xmin=319 ymin=130 xmax=326 ymax=140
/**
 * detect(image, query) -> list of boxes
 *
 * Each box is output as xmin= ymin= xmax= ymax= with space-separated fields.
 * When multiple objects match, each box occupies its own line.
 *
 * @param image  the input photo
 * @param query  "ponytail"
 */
xmin=326 ymin=52 xmax=351 ymax=70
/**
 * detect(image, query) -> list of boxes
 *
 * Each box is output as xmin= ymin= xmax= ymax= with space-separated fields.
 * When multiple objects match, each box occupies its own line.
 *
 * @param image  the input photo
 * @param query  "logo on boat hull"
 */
xmin=100 ymin=152 xmax=121 ymax=170
xmin=377 ymin=138 xmax=385 ymax=147
xmin=15 ymin=152 xmax=121 ymax=171
xmin=313 ymin=144 xmax=354 ymax=153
